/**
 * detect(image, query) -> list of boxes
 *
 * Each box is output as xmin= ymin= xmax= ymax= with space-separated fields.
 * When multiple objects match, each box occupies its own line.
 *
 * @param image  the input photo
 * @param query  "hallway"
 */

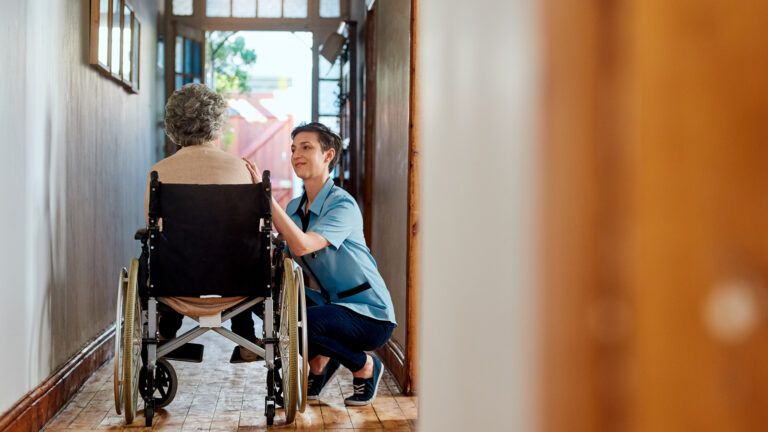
xmin=43 ymin=322 xmax=416 ymax=431
xmin=7 ymin=0 xmax=768 ymax=429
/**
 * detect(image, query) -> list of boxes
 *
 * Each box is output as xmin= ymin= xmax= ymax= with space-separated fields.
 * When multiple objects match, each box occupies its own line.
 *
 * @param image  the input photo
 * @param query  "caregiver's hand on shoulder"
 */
xmin=243 ymin=158 xmax=262 ymax=184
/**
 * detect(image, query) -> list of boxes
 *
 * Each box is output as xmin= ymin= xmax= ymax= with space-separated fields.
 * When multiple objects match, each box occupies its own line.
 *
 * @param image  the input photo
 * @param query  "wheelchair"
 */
xmin=112 ymin=170 xmax=308 ymax=426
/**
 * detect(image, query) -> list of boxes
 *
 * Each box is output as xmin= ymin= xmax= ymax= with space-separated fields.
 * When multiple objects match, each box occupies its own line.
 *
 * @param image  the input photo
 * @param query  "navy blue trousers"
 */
xmin=306 ymin=296 xmax=395 ymax=372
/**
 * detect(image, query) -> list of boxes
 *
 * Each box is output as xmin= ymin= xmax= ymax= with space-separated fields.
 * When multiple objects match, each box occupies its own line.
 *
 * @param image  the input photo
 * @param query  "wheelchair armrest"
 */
xmin=134 ymin=228 xmax=149 ymax=241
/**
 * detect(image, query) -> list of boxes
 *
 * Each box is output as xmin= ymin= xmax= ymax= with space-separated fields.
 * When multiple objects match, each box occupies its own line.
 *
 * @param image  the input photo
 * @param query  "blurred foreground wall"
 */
xmin=418 ymin=0 xmax=768 ymax=430
xmin=542 ymin=0 xmax=768 ymax=431
xmin=418 ymin=0 xmax=540 ymax=430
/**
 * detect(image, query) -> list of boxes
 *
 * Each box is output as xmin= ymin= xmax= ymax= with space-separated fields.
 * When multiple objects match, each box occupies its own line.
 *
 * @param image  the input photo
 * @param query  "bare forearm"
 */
xmin=270 ymin=197 xmax=328 ymax=256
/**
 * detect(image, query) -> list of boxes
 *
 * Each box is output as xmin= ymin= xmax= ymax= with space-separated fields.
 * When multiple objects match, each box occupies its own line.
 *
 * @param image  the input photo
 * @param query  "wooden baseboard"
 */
xmin=376 ymin=338 xmax=411 ymax=394
xmin=0 ymin=326 xmax=115 ymax=432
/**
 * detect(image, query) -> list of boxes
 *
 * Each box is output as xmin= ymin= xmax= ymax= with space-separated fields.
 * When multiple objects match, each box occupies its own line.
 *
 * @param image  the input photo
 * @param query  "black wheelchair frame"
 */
xmin=113 ymin=170 xmax=307 ymax=427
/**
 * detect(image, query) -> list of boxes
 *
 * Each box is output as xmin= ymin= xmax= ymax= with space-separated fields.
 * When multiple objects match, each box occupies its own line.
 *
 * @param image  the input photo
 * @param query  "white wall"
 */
xmin=0 ymin=0 xmax=35 ymax=412
xmin=0 ymin=0 xmax=156 ymax=413
xmin=418 ymin=0 xmax=540 ymax=430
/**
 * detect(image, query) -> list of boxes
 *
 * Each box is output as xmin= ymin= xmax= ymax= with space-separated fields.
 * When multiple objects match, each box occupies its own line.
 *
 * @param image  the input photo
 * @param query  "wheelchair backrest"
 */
xmin=147 ymin=179 xmax=272 ymax=297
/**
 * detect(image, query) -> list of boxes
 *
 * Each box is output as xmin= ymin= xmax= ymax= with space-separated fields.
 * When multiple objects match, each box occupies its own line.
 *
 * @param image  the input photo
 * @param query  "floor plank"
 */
xmin=42 ymin=319 xmax=418 ymax=431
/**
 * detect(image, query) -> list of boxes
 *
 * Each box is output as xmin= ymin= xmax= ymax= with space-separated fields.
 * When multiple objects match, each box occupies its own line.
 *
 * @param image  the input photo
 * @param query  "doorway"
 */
xmin=206 ymin=30 xmax=313 ymax=205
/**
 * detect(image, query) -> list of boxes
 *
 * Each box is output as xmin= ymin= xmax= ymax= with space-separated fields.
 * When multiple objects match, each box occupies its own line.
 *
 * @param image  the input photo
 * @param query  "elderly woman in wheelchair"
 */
xmin=114 ymin=84 xmax=307 ymax=426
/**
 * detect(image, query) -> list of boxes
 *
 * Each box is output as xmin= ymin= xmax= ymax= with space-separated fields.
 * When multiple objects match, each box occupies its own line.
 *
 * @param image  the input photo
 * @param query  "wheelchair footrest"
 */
xmin=160 ymin=342 xmax=204 ymax=363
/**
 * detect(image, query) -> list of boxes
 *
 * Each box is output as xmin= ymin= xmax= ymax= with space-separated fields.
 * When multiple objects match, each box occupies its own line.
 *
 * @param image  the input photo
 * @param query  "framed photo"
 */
xmin=89 ymin=0 xmax=140 ymax=93
xmin=121 ymin=2 xmax=133 ymax=84
xmin=109 ymin=0 xmax=122 ymax=77
xmin=88 ymin=0 xmax=110 ymax=70
xmin=132 ymin=17 xmax=141 ymax=91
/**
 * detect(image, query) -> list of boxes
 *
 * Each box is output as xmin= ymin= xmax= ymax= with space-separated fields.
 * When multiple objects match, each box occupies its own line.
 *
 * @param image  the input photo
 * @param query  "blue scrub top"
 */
xmin=285 ymin=177 xmax=397 ymax=325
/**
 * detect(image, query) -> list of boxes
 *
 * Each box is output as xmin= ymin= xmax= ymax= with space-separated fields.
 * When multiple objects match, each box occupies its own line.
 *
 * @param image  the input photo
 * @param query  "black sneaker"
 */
xmin=307 ymin=359 xmax=341 ymax=400
xmin=344 ymin=356 xmax=383 ymax=406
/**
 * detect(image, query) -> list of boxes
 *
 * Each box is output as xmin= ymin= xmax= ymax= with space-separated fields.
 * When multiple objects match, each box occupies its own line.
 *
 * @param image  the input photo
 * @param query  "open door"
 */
xmin=164 ymin=22 xmax=205 ymax=155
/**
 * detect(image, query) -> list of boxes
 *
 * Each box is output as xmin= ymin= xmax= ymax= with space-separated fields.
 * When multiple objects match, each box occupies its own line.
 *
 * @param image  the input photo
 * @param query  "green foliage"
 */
xmin=221 ymin=128 xmax=234 ymax=151
xmin=209 ymin=31 xmax=257 ymax=94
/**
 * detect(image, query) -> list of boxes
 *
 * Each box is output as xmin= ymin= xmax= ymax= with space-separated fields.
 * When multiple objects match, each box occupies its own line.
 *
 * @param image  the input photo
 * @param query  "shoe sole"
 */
xmin=229 ymin=347 xmax=263 ymax=363
xmin=344 ymin=360 xmax=383 ymax=406
xmin=307 ymin=365 xmax=340 ymax=400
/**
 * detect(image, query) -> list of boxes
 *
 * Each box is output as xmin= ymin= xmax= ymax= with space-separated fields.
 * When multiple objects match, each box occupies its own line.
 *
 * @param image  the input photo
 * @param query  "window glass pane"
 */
xmin=172 ymin=0 xmax=193 ymax=16
xmin=283 ymin=0 xmax=307 ymax=18
xmin=319 ymin=55 xmax=340 ymax=78
xmin=318 ymin=116 xmax=340 ymax=134
xmin=157 ymin=38 xmax=164 ymax=70
xmin=184 ymin=38 xmax=193 ymax=74
xmin=175 ymin=36 xmax=183 ymax=73
xmin=175 ymin=74 xmax=184 ymax=90
xmin=232 ymin=0 xmax=256 ymax=17
xmin=98 ymin=0 xmax=109 ymax=65
xmin=122 ymin=7 xmax=132 ymax=80
xmin=319 ymin=0 xmax=340 ymax=18
xmin=207 ymin=0 xmax=230 ymax=17
xmin=319 ymin=80 xmax=340 ymax=115
xmin=110 ymin=0 xmax=121 ymax=74
xmin=192 ymin=41 xmax=201 ymax=75
xmin=258 ymin=0 xmax=282 ymax=17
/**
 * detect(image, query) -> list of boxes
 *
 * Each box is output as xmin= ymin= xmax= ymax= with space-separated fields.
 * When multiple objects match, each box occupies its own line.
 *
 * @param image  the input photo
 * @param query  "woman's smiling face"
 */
xmin=291 ymin=131 xmax=334 ymax=180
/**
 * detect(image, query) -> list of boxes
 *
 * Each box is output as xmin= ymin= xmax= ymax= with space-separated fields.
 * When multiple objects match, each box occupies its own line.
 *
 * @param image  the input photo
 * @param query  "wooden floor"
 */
xmin=43 ymin=320 xmax=417 ymax=431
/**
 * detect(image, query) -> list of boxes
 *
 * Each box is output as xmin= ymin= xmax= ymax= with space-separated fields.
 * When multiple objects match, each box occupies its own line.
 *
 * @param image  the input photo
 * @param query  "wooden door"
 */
xmin=164 ymin=22 xmax=205 ymax=155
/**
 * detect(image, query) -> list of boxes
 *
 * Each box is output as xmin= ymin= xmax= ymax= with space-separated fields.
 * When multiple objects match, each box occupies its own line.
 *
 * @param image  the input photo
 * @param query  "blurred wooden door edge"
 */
xmin=405 ymin=0 xmax=420 ymax=396
xmin=541 ymin=0 xmax=768 ymax=431
xmin=364 ymin=0 xmax=420 ymax=395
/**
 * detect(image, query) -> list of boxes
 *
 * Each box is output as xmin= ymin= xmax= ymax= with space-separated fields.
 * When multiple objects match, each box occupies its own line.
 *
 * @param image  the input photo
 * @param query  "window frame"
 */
xmin=170 ymin=0 xmax=348 ymax=22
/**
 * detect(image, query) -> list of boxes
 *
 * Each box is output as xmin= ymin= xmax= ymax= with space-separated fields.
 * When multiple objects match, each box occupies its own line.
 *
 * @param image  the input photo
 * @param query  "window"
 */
xmin=283 ymin=0 xmax=308 ymax=18
xmin=89 ymin=0 xmax=141 ymax=92
xmin=172 ymin=0 xmax=193 ymax=16
xmin=232 ymin=0 xmax=257 ymax=17
xmin=175 ymin=36 xmax=203 ymax=89
xmin=258 ymin=0 xmax=282 ymax=17
xmin=318 ymin=55 xmax=341 ymax=126
xmin=174 ymin=0 xmax=339 ymax=19
xmin=206 ymin=0 xmax=230 ymax=17
xmin=319 ymin=0 xmax=340 ymax=18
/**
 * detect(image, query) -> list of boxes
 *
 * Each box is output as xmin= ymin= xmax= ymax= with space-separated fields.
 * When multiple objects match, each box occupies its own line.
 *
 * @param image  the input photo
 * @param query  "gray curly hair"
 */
xmin=164 ymin=83 xmax=228 ymax=147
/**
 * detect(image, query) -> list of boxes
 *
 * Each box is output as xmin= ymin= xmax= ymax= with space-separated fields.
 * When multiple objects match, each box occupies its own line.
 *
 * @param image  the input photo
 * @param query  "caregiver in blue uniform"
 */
xmin=245 ymin=122 xmax=396 ymax=406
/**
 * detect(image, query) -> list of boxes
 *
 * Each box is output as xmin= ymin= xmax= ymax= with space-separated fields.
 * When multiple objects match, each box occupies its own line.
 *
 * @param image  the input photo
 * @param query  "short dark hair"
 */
xmin=291 ymin=122 xmax=342 ymax=173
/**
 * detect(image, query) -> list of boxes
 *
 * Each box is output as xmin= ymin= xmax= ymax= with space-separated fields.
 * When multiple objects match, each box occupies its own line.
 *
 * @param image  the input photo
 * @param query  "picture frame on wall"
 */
xmin=109 ymin=0 xmax=122 ymax=77
xmin=88 ymin=0 xmax=140 ymax=93
xmin=132 ymin=18 xmax=141 ymax=91
xmin=88 ymin=0 xmax=110 ymax=69
xmin=121 ymin=2 xmax=133 ymax=84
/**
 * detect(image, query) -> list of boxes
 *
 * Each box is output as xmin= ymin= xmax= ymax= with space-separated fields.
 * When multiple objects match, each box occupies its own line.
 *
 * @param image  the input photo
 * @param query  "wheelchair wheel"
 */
xmin=113 ymin=267 xmax=128 ymax=415
xmin=139 ymin=358 xmax=177 ymax=408
xmin=121 ymin=259 xmax=143 ymax=424
xmin=278 ymin=258 xmax=299 ymax=423
xmin=295 ymin=266 xmax=308 ymax=413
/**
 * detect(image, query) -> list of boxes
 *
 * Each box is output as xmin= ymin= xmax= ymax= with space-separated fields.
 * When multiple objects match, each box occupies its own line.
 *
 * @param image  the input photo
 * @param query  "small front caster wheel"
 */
xmin=139 ymin=358 xmax=178 ymax=408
